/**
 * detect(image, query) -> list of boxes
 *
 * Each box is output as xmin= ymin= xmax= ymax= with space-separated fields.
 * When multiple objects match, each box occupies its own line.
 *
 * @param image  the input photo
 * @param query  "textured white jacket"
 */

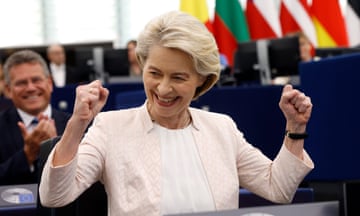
xmin=40 ymin=103 xmax=314 ymax=216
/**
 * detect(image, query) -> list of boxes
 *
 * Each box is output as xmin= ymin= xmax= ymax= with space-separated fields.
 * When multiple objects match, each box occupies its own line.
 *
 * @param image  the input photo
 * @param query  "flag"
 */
xmin=280 ymin=0 xmax=317 ymax=47
xmin=179 ymin=0 xmax=213 ymax=33
xmin=311 ymin=0 xmax=348 ymax=47
xmin=213 ymin=0 xmax=250 ymax=67
xmin=345 ymin=0 xmax=360 ymax=46
xmin=245 ymin=0 xmax=282 ymax=40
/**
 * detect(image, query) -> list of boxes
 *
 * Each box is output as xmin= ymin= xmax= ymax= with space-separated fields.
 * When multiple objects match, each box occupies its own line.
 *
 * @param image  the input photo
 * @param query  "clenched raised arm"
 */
xmin=52 ymin=80 xmax=109 ymax=166
xmin=279 ymin=84 xmax=312 ymax=159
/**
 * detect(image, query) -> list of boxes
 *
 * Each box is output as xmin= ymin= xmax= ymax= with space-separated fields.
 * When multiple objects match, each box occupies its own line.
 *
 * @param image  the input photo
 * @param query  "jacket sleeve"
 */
xmin=233 ymin=118 xmax=314 ymax=203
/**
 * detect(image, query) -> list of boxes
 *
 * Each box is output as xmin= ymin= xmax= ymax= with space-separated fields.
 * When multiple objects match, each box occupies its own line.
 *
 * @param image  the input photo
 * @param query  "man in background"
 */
xmin=0 ymin=50 xmax=70 ymax=185
xmin=47 ymin=43 xmax=90 ymax=87
xmin=0 ymin=50 xmax=106 ymax=216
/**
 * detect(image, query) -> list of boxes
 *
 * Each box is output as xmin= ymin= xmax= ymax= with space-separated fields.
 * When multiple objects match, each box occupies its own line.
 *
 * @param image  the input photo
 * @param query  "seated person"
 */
xmin=47 ymin=43 xmax=90 ymax=87
xmin=0 ymin=50 xmax=70 ymax=185
xmin=127 ymin=39 xmax=142 ymax=77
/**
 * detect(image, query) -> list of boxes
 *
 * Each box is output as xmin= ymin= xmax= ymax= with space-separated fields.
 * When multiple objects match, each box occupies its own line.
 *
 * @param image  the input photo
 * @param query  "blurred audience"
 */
xmin=127 ymin=40 xmax=142 ymax=77
xmin=47 ymin=43 xmax=90 ymax=87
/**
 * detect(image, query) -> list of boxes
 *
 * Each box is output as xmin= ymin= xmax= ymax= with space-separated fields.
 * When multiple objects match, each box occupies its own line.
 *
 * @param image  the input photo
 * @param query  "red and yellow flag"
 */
xmin=180 ymin=0 xmax=213 ymax=33
xmin=311 ymin=0 xmax=349 ymax=47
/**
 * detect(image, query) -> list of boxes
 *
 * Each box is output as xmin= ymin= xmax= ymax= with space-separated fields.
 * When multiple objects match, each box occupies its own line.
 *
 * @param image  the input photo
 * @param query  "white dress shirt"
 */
xmin=50 ymin=63 xmax=66 ymax=87
xmin=17 ymin=105 xmax=52 ymax=133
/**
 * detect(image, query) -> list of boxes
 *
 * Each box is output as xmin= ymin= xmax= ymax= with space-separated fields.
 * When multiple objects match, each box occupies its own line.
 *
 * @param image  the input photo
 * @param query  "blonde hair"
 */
xmin=136 ymin=11 xmax=221 ymax=99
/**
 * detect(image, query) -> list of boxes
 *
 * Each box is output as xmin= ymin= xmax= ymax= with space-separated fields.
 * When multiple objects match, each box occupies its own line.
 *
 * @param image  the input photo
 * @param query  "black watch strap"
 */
xmin=285 ymin=130 xmax=308 ymax=139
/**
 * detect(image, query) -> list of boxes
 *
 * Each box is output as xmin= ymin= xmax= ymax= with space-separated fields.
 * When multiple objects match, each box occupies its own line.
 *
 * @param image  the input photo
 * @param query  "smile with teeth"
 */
xmin=25 ymin=95 xmax=40 ymax=100
xmin=157 ymin=95 xmax=176 ymax=103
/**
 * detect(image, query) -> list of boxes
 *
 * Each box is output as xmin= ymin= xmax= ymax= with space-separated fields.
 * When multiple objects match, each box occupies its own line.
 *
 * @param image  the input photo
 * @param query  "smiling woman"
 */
xmin=39 ymin=10 xmax=314 ymax=216
xmin=142 ymin=45 xmax=206 ymax=129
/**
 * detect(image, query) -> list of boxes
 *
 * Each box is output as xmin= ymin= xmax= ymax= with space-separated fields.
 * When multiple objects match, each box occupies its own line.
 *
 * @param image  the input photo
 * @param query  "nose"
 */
xmin=25 ymin=81 xmax=37 ymax=91
xmin=157 ymin=78 xmax=172 ymax=95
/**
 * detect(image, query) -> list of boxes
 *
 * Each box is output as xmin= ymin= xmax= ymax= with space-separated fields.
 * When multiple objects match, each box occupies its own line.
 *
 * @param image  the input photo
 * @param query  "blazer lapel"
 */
xmin=7 ymin=108 xmax=24 ymax=150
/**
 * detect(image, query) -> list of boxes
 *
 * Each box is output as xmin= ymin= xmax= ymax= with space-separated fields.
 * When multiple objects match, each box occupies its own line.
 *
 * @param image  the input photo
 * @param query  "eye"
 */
xmin=14 ymin=80 xmax=27 ymax=88
xmin=149 ymin=71 xmax=161 ymax=77
xmin=32 ymin=77 xmax=44 ymax=84
xmin=173 ymin=75 xmax=186 ymax=81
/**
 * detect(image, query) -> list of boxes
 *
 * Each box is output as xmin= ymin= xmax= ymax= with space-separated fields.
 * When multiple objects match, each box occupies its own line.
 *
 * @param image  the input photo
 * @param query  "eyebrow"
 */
xmin=147 ymin=65 xmax=160 ymax=71
xmin=147 ymin=65 xmax=191 ymax=75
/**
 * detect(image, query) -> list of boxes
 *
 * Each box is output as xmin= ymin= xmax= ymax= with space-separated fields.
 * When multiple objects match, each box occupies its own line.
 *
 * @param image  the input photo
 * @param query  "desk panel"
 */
xmin=167 ymin=201 xmax=338 ymax=216
xmin=300 ymin=53 xmax=360 ymax=181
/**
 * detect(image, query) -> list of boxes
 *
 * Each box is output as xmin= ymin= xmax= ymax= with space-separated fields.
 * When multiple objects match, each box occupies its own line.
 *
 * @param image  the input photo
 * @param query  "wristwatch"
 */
xmin=285 ymin=130 xmax=308 ymax=139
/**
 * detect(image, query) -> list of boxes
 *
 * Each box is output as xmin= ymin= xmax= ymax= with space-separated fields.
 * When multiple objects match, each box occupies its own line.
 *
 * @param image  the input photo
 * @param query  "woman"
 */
xmin=40 ymin=11 xmax=314 ymax=215
xmin=127 ymin=39 xmax=142 ymax=77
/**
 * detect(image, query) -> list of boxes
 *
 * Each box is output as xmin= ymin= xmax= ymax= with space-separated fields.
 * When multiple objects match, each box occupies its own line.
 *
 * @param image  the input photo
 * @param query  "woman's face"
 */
xmin=127 ymin=42 xmax=137 ymax=63
xmin=299 ymin=36 xmax=312 ymax=62
xmin=143 ymin=45 xmax=205 ymax=127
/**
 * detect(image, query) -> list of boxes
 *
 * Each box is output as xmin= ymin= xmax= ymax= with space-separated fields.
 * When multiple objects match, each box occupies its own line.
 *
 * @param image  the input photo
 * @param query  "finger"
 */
xmin=291 ymin=92 xmax=305 ymax=107
xmin=17 ymin=121 xmax=28 ymax=138
xmin=282 ymin=84 xmax=293 ymax=94
xmin=88 ymin=87 xmax=101 ymax=97
xmin=281 ymin=85 xmax=301 ymax=102
xmin=37 ymin=113 xmax=48 ymax=121
xmin=99 ymin=86 xmax=109 ymax=102
xmin=296 ymin=97 xmax=312 ymax=113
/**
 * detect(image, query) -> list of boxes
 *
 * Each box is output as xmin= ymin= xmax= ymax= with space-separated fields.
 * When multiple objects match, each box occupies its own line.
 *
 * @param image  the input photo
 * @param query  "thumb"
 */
xmin=17 ymin=121 xmax=28 ymax=138
xmin=282 ymin=84 xmax=293 ymax=94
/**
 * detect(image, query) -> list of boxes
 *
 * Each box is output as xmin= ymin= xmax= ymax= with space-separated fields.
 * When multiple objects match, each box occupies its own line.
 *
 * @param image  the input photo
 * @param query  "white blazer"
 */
xmin=40 ymin=103 xmax=314 ymax=216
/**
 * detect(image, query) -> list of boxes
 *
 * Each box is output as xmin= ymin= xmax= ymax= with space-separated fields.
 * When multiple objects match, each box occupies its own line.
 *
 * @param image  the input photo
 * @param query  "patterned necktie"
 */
xmin=28 ymin=118 xmax=39 ymax=133
xmin=31 ymin=118 xmax=39 ymax=125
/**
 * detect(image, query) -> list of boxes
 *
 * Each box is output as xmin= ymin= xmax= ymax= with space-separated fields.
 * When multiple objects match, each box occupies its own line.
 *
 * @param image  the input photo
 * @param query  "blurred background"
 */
xmin=0 ymin=0 xmax=349 ymax=49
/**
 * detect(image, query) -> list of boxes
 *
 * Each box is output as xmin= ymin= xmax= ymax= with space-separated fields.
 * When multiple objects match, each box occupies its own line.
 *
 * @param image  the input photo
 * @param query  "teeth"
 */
xmin=27 ymin=95 xmax=38 ymax=99
xmin=158 ymin=97 xmax=174 ymax=103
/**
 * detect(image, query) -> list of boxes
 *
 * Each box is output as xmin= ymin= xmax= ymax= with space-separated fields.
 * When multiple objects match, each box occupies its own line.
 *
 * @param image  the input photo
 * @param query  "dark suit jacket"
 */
xmin=0 ymin=106 xmax=70 ymax=185
xmin=0 ymin=95 xmax=13 ymax=112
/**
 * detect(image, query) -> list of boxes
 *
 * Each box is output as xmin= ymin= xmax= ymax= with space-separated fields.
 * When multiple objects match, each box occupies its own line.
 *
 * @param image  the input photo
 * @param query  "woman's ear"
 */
xmin=197 ymin=75 xmax=207 ymax=87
